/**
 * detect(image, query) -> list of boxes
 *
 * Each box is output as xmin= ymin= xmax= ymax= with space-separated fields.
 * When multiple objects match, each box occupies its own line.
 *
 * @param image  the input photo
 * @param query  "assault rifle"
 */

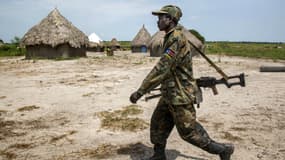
xmin=196 ymin=73 xmax=245 ymax=95
xmin=145 ymin=39 xmax=246 ymax=101
xmin=145 ymin=73 xmax=245 ymax=101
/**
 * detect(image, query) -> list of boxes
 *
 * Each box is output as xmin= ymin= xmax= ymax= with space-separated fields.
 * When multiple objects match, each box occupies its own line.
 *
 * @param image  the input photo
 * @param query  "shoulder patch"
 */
xmin=164 ymin=48 xmax=176 ymax=59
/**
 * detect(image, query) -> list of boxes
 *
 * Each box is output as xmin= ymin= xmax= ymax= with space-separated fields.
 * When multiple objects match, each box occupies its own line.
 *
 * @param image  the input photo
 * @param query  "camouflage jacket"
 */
xmin=137 ymin=25 xmax=200 ymax=105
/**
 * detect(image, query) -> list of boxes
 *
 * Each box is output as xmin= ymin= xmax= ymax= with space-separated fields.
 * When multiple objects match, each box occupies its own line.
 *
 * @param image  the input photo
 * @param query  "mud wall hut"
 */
xmin=21 ymin=8 xmax=88 ymax=59
xmin=131 ymin=25 xmax=151 ymax=53
xmin=109 ymin=38 xmax=120 ymax=51
xmin=148 ymin=25 xmax=204 ymax=57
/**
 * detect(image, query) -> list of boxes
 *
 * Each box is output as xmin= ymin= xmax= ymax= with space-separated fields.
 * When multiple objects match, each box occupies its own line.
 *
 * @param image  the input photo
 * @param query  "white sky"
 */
xmin=0 ymin=0 xmax=284 ymax=42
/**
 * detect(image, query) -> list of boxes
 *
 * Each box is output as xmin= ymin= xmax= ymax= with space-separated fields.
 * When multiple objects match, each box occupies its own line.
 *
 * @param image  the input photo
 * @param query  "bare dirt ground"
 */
xmin=0 ymin=51 xmax=284 ymax=160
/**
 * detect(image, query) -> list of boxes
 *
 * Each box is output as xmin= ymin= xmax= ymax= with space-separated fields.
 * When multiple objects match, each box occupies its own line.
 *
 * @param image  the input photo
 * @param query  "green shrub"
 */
xmin=0 ymin=44 xmax=26 ymax=57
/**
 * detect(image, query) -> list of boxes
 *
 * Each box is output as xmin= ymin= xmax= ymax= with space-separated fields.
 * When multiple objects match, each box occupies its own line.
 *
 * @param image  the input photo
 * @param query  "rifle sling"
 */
xmin=188 ymin=40 xmax=229 ymax=80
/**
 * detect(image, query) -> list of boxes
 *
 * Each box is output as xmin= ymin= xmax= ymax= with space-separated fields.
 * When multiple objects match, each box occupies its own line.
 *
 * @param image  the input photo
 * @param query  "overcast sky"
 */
xmin=0 ymin=0 xmax=284 ymax=43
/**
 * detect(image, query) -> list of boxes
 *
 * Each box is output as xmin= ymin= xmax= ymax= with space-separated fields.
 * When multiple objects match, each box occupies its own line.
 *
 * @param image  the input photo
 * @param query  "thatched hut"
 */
xmin=109 ymin=38 xmax=120 ymax=50
xmin=148 ymin=25 xmax=204 ymax=57
xmin=21 ymin=8 xmax=88 ymax=59
xmin=87 ymin=42 xmax=104 ymax=52
xmin=131 ymin=25 xmax=151 ymax=53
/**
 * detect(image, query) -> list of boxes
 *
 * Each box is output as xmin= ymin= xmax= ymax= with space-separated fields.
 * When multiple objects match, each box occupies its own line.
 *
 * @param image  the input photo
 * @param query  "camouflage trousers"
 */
xmin=150 ymin=98 xmax=211 ymax=148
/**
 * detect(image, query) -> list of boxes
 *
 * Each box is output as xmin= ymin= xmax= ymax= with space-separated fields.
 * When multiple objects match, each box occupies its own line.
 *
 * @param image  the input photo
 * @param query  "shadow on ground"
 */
xmin=117 ymin=142 xmax=208 ymax=160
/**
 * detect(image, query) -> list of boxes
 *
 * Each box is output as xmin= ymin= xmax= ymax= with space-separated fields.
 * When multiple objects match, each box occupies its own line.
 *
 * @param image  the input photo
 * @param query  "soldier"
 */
xmin=129 ymin=5 xmax=234 ymax=160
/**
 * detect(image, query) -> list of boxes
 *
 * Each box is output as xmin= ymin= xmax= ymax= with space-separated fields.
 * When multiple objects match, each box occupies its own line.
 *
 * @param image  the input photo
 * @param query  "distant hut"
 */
xmin=88 ymin=33 xmax=104 ymax=52
xmin=88 ymin=42 xmax=104 ymax=52
xmin=148 ymin=25 xmax=204 ymax=57
xmin=21 ymin=8 xmax=88 ymax=59
xmin=131 ymin=25 xmax=151 ymax=53
xmin=109 ymin=38 xmax=120 ymax=51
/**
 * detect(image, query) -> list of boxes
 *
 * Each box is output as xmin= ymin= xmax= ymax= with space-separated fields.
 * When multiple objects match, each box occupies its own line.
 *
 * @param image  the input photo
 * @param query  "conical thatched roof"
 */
xmin=110 ymin=38 xmax=120 ymax=47
xmin=148 ymin=24 xmax=204 ymax=56
xmin=131 ymin=25 xmax=151 ymax=46
xmin=21 ymin=8 xmax=88 ymax=48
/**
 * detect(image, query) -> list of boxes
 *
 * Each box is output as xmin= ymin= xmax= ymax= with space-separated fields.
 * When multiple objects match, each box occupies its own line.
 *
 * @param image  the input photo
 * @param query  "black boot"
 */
xmin=202 ymin=141 xmax=234 ymax=160
xmin=148 ymin=144 xmax=166 ymax=160
xmin=219 ymin=144 xmax=234 ymax=160
xmin=203 ymin=141 xmax=226 ymax=154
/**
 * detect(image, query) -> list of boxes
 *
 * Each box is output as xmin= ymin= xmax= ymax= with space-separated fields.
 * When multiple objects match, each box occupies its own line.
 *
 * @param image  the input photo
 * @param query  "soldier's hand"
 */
xmin=129 ymin=91 xmax=143 ymax=104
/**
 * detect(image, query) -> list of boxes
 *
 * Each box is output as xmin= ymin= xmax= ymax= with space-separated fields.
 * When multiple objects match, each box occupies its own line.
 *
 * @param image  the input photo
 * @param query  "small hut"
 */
xmin=148 ymin=25 xmax=204 ymax=57
xmin=131 ymin=25 xmax=151 ymax=53
xmin=88 ymin=33 xmax=104 ymax=52
xmin=21 ymin=8 xmax=88 ymax=59
xmin=109 ymin=38 xmax=120 ymax=51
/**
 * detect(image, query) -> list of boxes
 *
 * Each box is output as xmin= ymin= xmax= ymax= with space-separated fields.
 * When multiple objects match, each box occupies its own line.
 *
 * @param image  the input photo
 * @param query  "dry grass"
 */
xmin=95 ymin=105 xmax=149 ymax=131
xmin=80 ymin=144 xmax=118 ymax=159
xmin=0 ymin=119 xmax=26 ymax=140
xmin=0 ymin=143 xmax=34 ymax=160
xmin=7 ymin=143 xmax=34 ymax=150
xmin=50 ymin=130 xmax=77 ymax=143
xmin=0 ymin=96 xmax=6 ymax=99
xmin=230 ymin=126 xmax=248 ymax=132
xmin=117 ymin=142 xmax=147 ymax=155
xmin=55 ymin=144 xmax=118 ymax=159
xmin=17 ymin=105 xmax=40 ymax=112
xmin=0 ymin=110 xmax=8 ymax=116
xmin=0 ymin=150 xmax=17 ymax=160
xmin=221 ymin=131 xmax=243 ymax=141
xmin=82 ymin=92 xmax=95 ymax=97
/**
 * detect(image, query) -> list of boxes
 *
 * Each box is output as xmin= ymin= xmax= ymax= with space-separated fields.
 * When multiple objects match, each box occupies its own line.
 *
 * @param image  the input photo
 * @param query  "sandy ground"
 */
xmin=0 ymin=51 xmax=284 ymax=160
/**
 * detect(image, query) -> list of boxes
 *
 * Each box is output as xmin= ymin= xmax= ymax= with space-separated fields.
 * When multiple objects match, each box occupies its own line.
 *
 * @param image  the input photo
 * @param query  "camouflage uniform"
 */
xmin=130 ymin=5 xmax=234 ymax=160
xmin=136 ymin=25 xmax=211 ymax=149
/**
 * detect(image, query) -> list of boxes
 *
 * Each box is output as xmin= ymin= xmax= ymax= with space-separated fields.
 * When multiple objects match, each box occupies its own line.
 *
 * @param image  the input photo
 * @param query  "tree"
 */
xmin=10 ymin=36 xmax=21 ymax=45
xmin=189 ymin=29 xmax=205 ymax=44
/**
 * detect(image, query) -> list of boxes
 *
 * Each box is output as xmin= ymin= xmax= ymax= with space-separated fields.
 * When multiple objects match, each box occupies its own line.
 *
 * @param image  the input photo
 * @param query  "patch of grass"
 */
xmin=0 ymin=96 xmax=6 ymax=99
xmin=95 ymin=105 xmax=148 ymax=131
xmin=221 ymin=131 xmax=243 ymax=141
xmin=213 ymin=122 xmax=224 ymax=130
xmin=117 ymin=142 xmax=147 ymax=155
xmin=230 ymin=127 xmax=247 ymax=132
xmin=0 ymin=119 xmax=26 ymax=140
xmin=7 ymin=143 xmax=33 ymax=149
xmin=82 ymin=92 xmax=95 ymax=97
xmin=25 ymin=119 xmax=50 ymax=129
xmin=0 ymin=150 xmax=17 ymax=160
xmin=132 ymin=61 xmax=144 ymax=65
xmin=80 ymin=144 xmax=118 ymax=159
xmin=17 ymin=105 xmax=40 ymax=112
xmin=0 ymin=110 xmax=8 ymax=116
xmin=50 ymin=130 xmax=77 ymax=143
xmin=101 ymin=117 xmax=148 ymax=131
xmin=206 ymin=42 xmax=285 ymax=60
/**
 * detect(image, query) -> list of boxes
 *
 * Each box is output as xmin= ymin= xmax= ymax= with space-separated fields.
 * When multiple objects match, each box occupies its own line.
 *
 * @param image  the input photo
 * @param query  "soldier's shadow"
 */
xmin=117 ymin=142 xmax=208 ymax=160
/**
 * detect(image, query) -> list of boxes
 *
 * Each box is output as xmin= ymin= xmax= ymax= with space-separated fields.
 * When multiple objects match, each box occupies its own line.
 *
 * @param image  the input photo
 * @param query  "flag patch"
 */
xmin=165 ymin=48 xmax=176 ymax=58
